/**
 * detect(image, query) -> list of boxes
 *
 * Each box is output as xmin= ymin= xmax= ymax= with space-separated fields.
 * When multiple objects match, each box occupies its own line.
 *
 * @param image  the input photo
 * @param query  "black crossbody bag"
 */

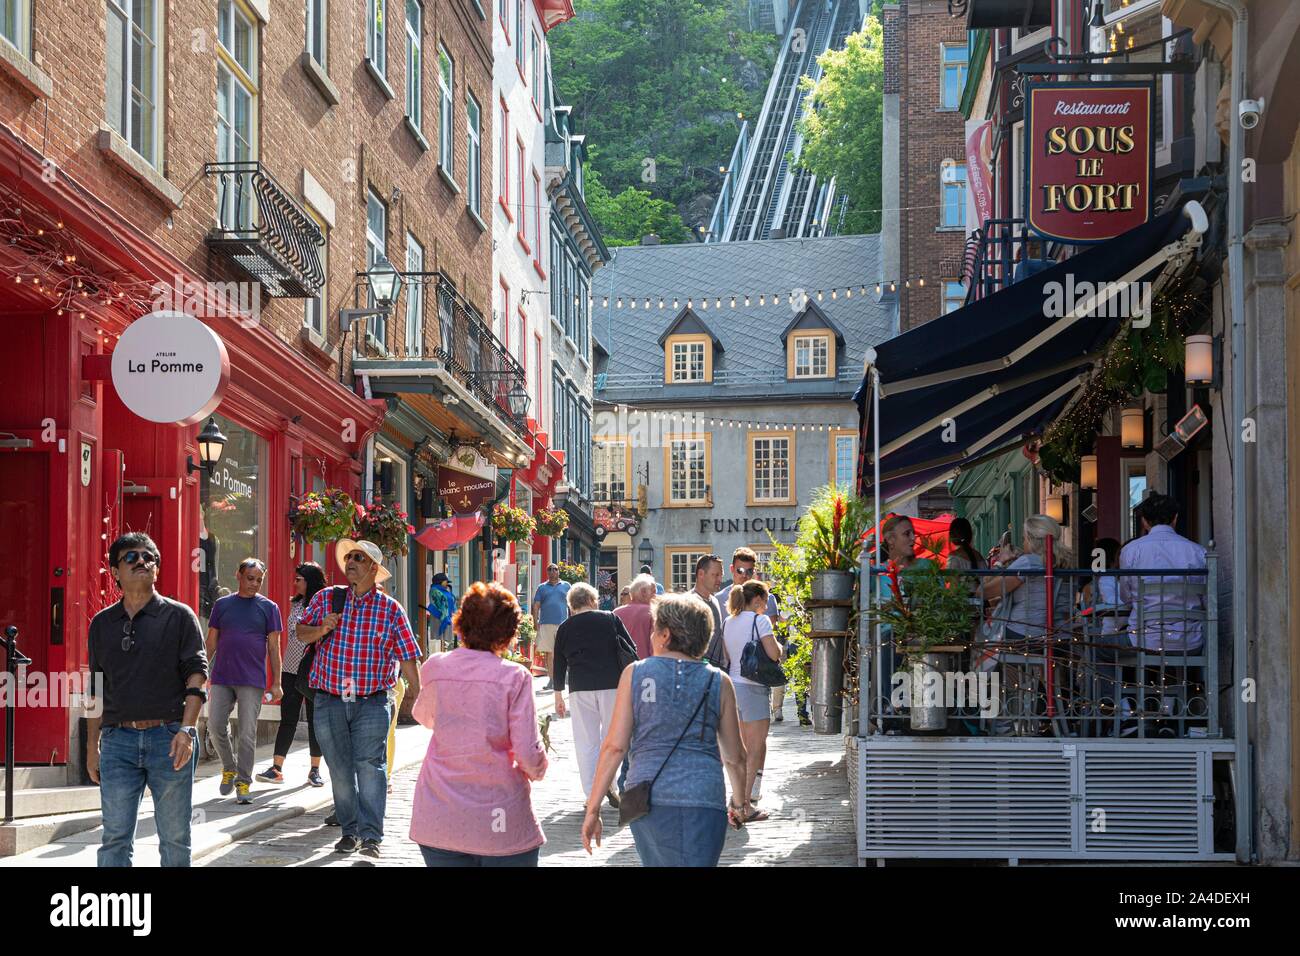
xmin=619 ymin=672 xmax=716 ymax=827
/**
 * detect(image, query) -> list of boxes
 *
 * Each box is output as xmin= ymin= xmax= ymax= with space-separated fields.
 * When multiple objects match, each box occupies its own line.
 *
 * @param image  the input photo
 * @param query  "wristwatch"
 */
xmin=180 ymin=725 xmax=198 ymax=738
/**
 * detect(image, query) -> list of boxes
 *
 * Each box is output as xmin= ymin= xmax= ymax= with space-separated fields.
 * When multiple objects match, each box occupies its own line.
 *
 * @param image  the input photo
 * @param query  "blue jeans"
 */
xmin=98 ymin=723 xmax=196 ymax=867
xmin=629 ymin=805 xmax=728 ymax=867
xmin=419 ymin=844 xmax=540 ymax=867
xmin=313 ymin=691 xmax=392 ymax=842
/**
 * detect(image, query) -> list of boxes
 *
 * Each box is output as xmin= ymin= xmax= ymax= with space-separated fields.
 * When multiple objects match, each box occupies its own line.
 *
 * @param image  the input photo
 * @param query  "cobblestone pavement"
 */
xmin=199 ymin=693 xmax=854 ymax=867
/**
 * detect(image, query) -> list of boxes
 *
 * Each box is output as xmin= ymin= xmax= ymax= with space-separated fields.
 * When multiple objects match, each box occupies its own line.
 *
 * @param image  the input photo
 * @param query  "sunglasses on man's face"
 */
xmin=734 ymin=565 xmax=756 ymax=577
xmin=121 ymin=550 xmax=158 ymax=568
xmin=345 ymin=552 xmax=371 ymax=564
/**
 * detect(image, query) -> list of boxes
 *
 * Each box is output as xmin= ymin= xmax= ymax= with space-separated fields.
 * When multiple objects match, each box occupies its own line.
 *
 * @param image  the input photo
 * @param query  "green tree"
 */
xmin=796 ymin=16 xmax=885 ymax=235
xmin=582 ymin=164 xmax=692 ymax=246
xmin=549 ymin=0 xmax=776 ymax=235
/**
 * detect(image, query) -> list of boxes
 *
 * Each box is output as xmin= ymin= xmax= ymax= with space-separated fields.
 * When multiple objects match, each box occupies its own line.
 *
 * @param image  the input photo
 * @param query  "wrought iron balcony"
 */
xmin=433 ymin=273 xmax=530 ymax=438
xmin=204 ymin=161 xmax=325 ymax=298
xmin=960 ymin=217 xmax=1055 ymax=306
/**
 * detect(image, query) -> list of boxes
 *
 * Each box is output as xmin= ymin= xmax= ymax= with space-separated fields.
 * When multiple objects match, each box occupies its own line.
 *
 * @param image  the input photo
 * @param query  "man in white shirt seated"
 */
xmin=1118 ymin=493 xmax=1207 ymax=653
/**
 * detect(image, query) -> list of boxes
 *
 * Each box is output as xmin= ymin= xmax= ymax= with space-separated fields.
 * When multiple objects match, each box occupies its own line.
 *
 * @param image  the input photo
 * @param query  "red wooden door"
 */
xmin=0 ymin=452 xmax=56 ymax=762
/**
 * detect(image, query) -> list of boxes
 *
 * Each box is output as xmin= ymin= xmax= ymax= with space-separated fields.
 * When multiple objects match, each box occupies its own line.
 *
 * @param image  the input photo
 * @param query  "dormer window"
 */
xmin=669 ymin=336 xmax=709 ymax=383
xmin=658 ymin=308 xmax=722 ymax=385
xmin=781 ymin=301 xmax=843 ymax=381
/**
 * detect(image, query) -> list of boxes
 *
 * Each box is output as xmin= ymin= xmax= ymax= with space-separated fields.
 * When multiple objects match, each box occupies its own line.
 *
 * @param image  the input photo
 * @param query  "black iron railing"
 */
xmin=961 ymin=216 xmax=1036 ymax=305
xmin=433 ymin=273 xmax=529 ymax=438
xmin=205 ymin=161 xmax=325 ymax=298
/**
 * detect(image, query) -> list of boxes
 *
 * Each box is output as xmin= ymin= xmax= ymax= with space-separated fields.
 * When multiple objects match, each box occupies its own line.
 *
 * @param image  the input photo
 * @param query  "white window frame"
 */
xmin=792 ymin=333 xmax=829 ymax=378
xmin=1011 ymin=25 xmax=1051 ymax=54
xmin=514 ymin=0 xmax=524 ymax=74
xmin=750 ymin=433 xmax=793 ymax=504
xmin=404 ymin=233 xmax=424 ymax=356
xmin=940 ymin=161 xmax=966 ymax=230
xmin=832 ymin=432 xmax=857 ymax=487
xmin=1 ymin=0 xmax=31 ymax=57
xmin=940 ymin=42 xmax=967 ymax=110
xmin=942 ymin=279 xmax=964 ymax=315
xmin=215 ymin=0 xmax=259 ymax=230
xmin=671 ymin=340 xmax=706 ymax=383
xmin=366 ymin=188 xmax=388 ymax=344
xmin=304 ymin=210 xmax=328 ymax=336
xmin=438 ymin=44 xmax=454 ymax=174
xmin=306 ymin=0 xmax=327 ymax=68
xmin=405 ymin=0 xmax=422 ymax=128
xmin=668 ymin=550 xmax=709 ymax=594
xmin=366 ymin=0 xmax=386 ymax=78
xmin=466 ymin=92 xmax=482 ymax=216
xmin=593 ymin=437 xmax=629 ymax=502
xmin=529 ymin=28 xmax=540 ymax=110
xmin=106 ymin=0 xmax=163 ymax=167
xmin=667 ymin=436 xmax=709 ymax=505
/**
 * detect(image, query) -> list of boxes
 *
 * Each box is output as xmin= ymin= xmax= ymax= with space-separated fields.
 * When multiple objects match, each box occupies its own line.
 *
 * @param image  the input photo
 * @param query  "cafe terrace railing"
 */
xmin=859 ymin=558 xmax=1221 ymax=741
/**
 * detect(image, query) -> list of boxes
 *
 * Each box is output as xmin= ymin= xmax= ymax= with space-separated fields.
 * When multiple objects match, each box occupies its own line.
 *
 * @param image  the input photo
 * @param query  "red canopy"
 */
xmin=861 ymin=513 xmax=958 ymax=566
xmin=414 ymin=513 xmax=485 ymax=552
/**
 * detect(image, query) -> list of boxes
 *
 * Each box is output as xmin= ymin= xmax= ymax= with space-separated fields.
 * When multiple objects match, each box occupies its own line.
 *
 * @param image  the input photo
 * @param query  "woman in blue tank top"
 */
xmin=579 ymin=593 xmax=748 ymax=866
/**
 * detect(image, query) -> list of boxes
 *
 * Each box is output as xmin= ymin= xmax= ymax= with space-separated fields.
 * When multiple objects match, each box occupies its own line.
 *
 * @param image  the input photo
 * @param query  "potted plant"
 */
xmin=288 ymin=489 xmax=358 ymax=545
xmin=794 ymin=484 xmax=872 ymax=735
xmin=356 ymin=499 xmax=416 ymax=558
xmin=533 ymin=507 xmax=569 ymax=538
xmin=517 ymin=614 xmax=536 ymax=660
xmin=869 ymin=561 xmax=979 ymax=731
xmin=492 ymin=503 xmax=535 ymax=544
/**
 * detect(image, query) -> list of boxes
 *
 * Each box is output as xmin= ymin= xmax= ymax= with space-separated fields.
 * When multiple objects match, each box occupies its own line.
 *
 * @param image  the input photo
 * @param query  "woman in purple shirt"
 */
xmin=409 ymin=581 xmax=548 ymax=866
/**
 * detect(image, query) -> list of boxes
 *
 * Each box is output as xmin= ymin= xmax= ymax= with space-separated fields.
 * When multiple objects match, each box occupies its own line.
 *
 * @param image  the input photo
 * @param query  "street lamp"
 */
xmin=637 ymin=537 xmax=654 ymax=568
xmin=187 ymin=416 xmax=227 ymax=476
xmin=508 ymin=381 xmax=531 ymax=420
xmin=337 ymin=254 xmax=406 ymax=380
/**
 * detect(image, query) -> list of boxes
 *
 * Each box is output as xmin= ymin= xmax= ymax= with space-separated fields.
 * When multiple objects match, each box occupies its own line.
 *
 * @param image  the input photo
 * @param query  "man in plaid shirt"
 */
xmin=297 ymin=539 xmax=422 ymax=859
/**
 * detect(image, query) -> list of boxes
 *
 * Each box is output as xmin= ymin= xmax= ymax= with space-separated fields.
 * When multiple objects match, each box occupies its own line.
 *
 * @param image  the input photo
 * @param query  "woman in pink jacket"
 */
xmin=409 ymin=581 xmax=548 ymax=866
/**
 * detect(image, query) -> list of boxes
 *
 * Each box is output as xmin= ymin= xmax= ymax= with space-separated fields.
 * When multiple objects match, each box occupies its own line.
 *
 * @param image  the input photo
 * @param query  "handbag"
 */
xmin=609 ymin=613 xmax=638 ymax=671
xmin=619 ymin=673 xmax=716 ymax=828
xmin=739 ymin=614 xmax=787 ymax=687
xmin=296 ymin=586 xmax=347 ymax=701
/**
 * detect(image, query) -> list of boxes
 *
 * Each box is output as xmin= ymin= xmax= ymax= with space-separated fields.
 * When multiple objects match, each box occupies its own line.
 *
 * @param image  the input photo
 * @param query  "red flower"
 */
xmin=405 ymin=524 xmax=415 ymax=534
xmin=885 ymin=560 xmax=904 ymax=606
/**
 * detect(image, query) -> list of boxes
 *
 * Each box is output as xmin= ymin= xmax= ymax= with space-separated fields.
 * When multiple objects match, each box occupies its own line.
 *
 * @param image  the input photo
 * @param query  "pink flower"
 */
xmin=405 ymin=525 xmax=415 ymax=533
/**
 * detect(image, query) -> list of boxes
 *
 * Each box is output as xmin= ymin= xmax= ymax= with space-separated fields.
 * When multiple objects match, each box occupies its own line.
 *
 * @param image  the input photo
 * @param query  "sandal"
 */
xmin=744 ymin=805 xmax=770 ymax=823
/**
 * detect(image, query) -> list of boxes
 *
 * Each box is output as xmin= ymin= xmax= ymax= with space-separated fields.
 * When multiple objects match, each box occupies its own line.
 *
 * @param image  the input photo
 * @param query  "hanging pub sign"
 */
xmin=1024 ymin=81 xmax=1154 ymax=244
xmin=437 ymin=465 xmax=495 ymax=514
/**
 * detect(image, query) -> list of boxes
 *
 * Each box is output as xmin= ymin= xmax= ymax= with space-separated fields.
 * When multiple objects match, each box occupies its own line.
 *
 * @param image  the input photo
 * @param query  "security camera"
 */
xmin=1238 ymin=97 xmax=1264 ymax=130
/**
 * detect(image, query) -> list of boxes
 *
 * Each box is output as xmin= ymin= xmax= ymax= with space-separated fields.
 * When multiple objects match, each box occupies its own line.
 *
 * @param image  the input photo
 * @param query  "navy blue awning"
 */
xmin=854 ymin=198 xmax=1205 ymax=500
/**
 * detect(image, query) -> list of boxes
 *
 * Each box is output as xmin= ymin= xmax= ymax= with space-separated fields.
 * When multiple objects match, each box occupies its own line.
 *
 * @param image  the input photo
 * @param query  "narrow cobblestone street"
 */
xmin=199 ymin=691 xmax=854 ymax=867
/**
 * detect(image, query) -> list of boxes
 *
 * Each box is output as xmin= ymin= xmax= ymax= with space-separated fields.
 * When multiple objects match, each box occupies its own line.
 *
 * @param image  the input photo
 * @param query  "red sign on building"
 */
xmin=1025 ymin=82 xmax=1154 ymax=244
xmin=438 ymin=466 xmax=496 ymax=514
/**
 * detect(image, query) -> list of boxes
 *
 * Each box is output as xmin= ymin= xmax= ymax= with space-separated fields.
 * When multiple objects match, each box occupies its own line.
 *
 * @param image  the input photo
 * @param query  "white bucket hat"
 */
xmin=335 ymin=539 xmax=392 ymax=583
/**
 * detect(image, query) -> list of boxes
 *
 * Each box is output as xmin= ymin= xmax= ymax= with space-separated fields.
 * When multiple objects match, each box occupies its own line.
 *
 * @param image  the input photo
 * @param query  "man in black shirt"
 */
xmin=87 ymin=532 xmax=209 ymax=867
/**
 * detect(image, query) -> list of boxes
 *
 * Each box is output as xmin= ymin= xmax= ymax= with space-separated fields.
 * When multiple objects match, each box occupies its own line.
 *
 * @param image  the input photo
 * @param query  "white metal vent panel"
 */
xmin=1082 ymin=749 xmax=1202 ymax=854
xmin=862 ymin=746 xmax=1074 ymax=854
xmin=856 ymin=738 xmax=1231 ymax=862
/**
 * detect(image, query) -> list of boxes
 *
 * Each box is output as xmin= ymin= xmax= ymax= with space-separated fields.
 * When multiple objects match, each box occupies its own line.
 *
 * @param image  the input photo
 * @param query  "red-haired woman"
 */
xmin=408 ymin=581 xmax=549 ymax=866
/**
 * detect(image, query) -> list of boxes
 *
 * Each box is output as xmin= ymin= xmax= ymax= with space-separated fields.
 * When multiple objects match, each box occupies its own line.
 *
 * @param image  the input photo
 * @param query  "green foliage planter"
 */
xmin=492 ymin=504 xmax=536 ymax=544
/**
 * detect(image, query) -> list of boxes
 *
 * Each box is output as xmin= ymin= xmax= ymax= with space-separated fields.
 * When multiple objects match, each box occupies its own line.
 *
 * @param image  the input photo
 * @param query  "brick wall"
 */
xmin=0 ymin=0 xmax=494 ymax=379
xmin=896 ymin=0 xmax=968 ymax=330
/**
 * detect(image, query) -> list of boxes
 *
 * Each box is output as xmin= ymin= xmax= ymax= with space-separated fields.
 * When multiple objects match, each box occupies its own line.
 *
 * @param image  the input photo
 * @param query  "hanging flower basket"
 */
xmin=356 ymin=498 xmax=417 ymax=558
xmin=555 ymin=561 xmax=588 ymax=584
xmin=289 ymin=489 xmax=358 ymax=545
xmin=492 ymin=504 xmax=536 ymax=543
xmin=533 ymin=507 xmax=570 ymax=538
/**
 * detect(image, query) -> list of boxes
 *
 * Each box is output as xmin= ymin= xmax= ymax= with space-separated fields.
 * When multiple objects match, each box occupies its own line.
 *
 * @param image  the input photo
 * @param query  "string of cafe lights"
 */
xmin=600 ymin=402 xmax=856 ymax=434
xmin=582 ymin=277 xmax=963 ymax=313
